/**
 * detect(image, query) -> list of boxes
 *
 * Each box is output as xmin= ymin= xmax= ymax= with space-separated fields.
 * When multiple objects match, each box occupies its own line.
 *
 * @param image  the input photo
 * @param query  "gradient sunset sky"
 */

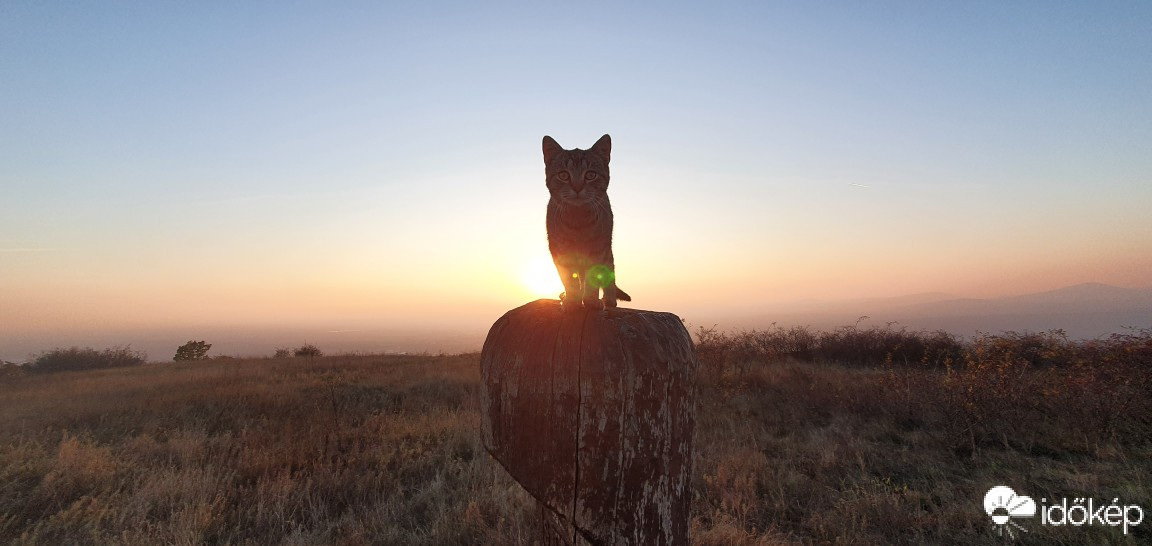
xmin=2 ymin=2 xmax=1150 ymax=360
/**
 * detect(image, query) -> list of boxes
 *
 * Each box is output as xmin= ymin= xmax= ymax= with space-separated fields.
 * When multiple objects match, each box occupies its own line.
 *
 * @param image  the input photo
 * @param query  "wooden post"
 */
xmin=480 ymin=299 xmax=697 ymax=545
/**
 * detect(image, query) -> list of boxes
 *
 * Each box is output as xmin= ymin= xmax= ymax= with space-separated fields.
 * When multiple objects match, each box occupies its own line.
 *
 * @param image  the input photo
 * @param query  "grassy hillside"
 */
xmin=2 ymin=327 xmax=1149 ymax=544
xmin=1 ymin=354 xmax=536 ymax=545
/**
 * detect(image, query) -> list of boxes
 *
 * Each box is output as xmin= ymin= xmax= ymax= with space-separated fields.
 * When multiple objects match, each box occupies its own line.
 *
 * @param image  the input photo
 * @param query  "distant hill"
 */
xmin=722 ymin=283 xmax=1152 ymax=339
xmin=908 ymin=283 xmax=1152 ymax=315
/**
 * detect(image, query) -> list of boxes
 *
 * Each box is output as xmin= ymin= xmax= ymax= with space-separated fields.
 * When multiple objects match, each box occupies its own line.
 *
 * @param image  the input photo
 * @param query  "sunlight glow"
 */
xmin=521 ymin=255 xmax=563 ymax=299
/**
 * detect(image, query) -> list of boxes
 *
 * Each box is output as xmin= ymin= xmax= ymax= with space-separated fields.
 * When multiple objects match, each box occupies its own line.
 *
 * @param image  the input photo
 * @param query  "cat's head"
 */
xmin=542 ymin=134 xmax=611 ymax=206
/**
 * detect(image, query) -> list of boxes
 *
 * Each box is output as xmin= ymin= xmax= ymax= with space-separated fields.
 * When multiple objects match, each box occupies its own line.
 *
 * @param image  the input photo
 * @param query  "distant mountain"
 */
xmin=1001 ymin=282 xmax=1152 ymax=309
xmin=722 ymin=283 xmax=1152 ymax=339
xmin=908 ymin=283 xmax=1152 ymax=316
xmin=841 ymin=292 xmax=958 ymax=309
xmin=898 ymin=283 xmax=1152 ymax=338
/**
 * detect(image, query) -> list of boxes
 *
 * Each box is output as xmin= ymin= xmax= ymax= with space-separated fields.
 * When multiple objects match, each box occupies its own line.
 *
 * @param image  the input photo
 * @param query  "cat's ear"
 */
xmin=590 ymin=134 xmax=611 ymax=163
xmin=542 ymin=135 xmax=563 ymax=164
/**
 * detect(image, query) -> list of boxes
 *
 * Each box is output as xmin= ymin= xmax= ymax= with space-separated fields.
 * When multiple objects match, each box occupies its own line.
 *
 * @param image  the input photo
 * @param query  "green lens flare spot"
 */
xmin=587 ymin=264 xmax=614 ymax=289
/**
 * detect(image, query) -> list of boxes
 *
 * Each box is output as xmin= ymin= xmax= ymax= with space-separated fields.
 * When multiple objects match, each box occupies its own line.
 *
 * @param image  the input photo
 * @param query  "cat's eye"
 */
xmin=584 ymin=172 xmax=598 ymax=181
xmin=557 ymin=171 xmax=570 ymax=181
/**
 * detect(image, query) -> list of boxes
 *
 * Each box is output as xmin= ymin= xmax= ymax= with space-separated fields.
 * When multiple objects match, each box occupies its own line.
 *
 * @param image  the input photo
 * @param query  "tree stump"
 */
xmin=480 ymin=299 xmax=697 ymax=545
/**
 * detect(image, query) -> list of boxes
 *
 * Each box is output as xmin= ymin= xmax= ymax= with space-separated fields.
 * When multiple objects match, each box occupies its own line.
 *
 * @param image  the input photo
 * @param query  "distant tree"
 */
xmin=173 ymin=340 xmax=212 ymax=361
xmin=273 ymin=348 xmax=292 ymax=359
xmin=294 ymin=344 xmax=322 ymax=358
xmin=32 ymin=346 xmax=147 ymax=373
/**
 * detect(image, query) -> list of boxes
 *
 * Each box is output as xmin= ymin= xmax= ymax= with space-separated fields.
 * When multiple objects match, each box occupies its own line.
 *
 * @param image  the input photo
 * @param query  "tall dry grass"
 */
xmin=1 ymin=354 xmax=536 ymax=545
xmin=2 ymin=326 xmax=1149 ymax=544
xmin=692 ymin=325 xmax=1151 ymax=545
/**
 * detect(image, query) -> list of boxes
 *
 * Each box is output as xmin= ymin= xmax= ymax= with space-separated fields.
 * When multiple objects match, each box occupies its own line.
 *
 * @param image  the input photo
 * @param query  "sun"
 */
xmin=520 ymin=255 xmax=562 ymax=299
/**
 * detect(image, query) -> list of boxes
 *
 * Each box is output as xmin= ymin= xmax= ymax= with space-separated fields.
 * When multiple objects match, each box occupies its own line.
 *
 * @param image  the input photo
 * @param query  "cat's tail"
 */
xmin=615 ymin=288 xmax=632 ymax=302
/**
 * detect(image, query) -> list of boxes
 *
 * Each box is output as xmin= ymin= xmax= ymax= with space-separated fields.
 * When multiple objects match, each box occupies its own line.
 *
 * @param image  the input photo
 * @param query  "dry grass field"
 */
xmin=2 ymin=326 xmax=1149 ymax=544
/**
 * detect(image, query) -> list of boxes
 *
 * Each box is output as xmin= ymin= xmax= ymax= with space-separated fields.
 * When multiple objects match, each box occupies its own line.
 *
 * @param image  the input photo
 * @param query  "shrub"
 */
xmin=694 ymin=322 xmax=1152 ymax=456
xmin=693 ymin=322 xmax=964 ymax=377
xmin=816 ymin=321 xmax=963 ymax=367
xmin=294 ymin=344 xmax=322 ymax=358
xmin=173 ymin=340 xmax=212 ymax=361
xmin=31 ymin=346 xmax=147 ymax=373
xmin=273 ymin=348 xmax=292 ymax=359
xmin=1047 ymin=327 xmax=1152 ymax=444
xmin=970 ymin=329 xmax=1073 ymax=368
xmin=1 ymin=362 xmax=28 ymax=380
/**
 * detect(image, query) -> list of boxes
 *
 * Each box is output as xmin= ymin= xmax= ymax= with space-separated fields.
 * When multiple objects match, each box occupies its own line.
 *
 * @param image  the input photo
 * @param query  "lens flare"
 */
xmin=588 ymin=264 xmax=614 ymax=289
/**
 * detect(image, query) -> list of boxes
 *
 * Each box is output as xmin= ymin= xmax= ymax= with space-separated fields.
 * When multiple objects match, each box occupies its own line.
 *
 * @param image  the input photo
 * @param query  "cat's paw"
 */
xmin=560 ymin=294 xmax=582 ymax=313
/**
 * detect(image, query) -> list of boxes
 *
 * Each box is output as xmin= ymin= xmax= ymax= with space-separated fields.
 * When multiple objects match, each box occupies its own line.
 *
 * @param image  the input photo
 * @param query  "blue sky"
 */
xmin=2 ymin=1 xmax=1150 ymax=359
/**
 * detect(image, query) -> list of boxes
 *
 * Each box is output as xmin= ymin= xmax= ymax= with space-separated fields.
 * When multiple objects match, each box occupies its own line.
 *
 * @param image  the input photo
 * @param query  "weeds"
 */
xmin=691 ymin=325 xmax=1151 ymax=544
xmin=0 ymin=354 xmax=536 ymax=545
xmin=2 ymin=325 xmax=1149 ymax=544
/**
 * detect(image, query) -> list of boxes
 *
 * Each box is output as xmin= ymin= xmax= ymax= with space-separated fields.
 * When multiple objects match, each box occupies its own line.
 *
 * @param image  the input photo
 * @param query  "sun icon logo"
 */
xmin=984 ymin=485 xmax=1036 ymax=539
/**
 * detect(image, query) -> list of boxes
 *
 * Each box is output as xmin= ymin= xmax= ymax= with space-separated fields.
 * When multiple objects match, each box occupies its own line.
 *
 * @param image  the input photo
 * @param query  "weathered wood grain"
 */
xmin=481 ymin=299 xmax=697 ymax=545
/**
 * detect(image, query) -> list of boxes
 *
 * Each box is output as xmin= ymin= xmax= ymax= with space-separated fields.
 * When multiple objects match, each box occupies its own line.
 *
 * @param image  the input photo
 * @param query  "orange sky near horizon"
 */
xmin=4 ymin=190 xmax=1149 ymax=338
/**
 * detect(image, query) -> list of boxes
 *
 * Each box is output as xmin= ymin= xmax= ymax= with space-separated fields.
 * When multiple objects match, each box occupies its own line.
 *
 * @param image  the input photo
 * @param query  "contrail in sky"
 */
xmin=848 ymin=183 xmax=870 ymax=188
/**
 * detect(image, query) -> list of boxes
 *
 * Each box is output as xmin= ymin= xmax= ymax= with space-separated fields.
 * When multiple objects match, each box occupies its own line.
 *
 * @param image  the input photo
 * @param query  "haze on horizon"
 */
xmin=3 ymin=3 xmax=1150 ymax=362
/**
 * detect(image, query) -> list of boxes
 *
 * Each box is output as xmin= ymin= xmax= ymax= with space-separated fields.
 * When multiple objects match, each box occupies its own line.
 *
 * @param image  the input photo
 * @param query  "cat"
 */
xmin=543 ymin=134 xmax=632 ymax=311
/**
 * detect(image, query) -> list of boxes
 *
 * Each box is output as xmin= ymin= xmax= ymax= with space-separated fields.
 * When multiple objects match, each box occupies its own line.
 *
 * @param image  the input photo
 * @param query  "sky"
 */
xmin=2 ymin=2 xmax=1151 ymax=361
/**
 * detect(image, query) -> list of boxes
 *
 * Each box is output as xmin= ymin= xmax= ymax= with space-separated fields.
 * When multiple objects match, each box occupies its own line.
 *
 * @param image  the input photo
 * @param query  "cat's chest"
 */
xmin=549 ymin=199 xmax=609 ymax=226
xmin=547 ymin=202 xmax=611 ymax=249
xmin=558 ymin=207 xmax=598 ymax=228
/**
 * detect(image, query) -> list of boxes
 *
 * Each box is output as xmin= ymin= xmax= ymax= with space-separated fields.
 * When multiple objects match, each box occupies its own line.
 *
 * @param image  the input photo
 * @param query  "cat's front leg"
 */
xmin=580 ymin=267 xmax=604 ymax=310
xmin=555 ymin=262 xmax=583 ymax=312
